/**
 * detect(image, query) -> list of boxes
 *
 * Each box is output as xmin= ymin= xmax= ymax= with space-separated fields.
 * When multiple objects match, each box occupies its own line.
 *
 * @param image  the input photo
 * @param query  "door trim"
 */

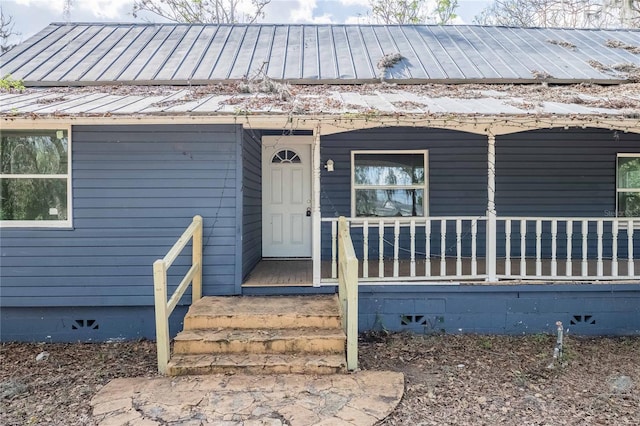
xmin=261 ymin=136 xmax=314 ymax=258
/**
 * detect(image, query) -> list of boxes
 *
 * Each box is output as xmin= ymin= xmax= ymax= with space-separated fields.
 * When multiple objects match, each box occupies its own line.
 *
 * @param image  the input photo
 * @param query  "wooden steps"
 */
xmin=167 ymin=295 xmax=347 ymax=376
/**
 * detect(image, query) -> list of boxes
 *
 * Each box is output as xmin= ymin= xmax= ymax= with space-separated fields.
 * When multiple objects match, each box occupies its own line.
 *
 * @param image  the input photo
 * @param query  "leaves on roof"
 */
xmin=377 ymin=53 xmax=404 ymax=70
xmin=605 ymin=40 xmax=640 ymax=55
xmin=546 ymin=39 xmax=577 ymax=50
xmin=4 ymin=82 xmax=640 ymax=118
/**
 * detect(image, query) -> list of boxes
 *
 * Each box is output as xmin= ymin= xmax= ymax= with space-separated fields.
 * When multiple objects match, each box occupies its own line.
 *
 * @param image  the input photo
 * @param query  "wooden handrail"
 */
xmin=337 ymin=216 xmax=358 ymax=371
xmin=153 ymin=215 xmax=203 ymax=374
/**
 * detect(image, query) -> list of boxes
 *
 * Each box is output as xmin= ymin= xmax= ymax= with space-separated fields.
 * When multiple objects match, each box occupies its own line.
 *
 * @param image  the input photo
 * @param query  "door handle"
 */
xmin=306 ymin=207 xmax=311 ymax=217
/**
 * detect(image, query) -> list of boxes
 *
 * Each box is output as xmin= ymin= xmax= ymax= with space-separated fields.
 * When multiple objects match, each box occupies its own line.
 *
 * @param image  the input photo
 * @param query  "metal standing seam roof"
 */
xmin=1 ymin=84 xmax=638 ymax=117
xmin=1 ymin=23 xmax=640 ymax=86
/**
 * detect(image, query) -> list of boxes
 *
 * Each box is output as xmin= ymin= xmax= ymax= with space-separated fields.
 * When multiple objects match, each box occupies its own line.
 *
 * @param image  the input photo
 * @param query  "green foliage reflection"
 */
xmin=0 ymin=130 xmax=69 ymax=221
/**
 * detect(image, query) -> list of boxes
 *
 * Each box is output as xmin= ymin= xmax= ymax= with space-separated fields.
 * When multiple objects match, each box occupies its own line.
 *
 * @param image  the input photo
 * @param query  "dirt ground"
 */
xmin=1 ymin=333 xmax=638 ymax=425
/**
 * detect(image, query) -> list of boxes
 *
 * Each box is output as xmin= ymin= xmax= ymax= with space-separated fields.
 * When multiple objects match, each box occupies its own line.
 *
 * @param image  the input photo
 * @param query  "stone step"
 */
xmin=167 ymin=353 xmax=346 ymax=376
xmin=183 ymin=295 xmax=342 ymax=330
xmin=174 ymin=328 xmax=346 ymax=355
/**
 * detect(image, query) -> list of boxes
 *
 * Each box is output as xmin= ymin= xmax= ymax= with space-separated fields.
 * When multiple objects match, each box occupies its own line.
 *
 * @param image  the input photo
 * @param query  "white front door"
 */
xmin=262 ymin=144 xmax=312 ymax=257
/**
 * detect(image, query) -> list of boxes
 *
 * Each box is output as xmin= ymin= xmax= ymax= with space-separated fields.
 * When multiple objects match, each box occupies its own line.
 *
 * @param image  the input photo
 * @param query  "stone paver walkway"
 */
xmin=91 ymin=371 xmax=404 ymax=426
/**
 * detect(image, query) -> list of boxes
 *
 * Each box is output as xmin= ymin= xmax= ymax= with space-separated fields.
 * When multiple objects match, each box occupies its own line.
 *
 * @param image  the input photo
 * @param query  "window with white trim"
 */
xmin=351 ymin=150 xmax=428 ymax=217
xmin=617 ymin=154 xmax=640 ymax=218
xmin=0 ymin=129 xmax=71 ymax=227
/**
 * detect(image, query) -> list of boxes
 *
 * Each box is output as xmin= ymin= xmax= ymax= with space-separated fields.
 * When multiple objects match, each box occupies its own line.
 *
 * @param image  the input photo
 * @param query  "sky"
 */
xmin=2 ymin=0 xmax=491 ymax=47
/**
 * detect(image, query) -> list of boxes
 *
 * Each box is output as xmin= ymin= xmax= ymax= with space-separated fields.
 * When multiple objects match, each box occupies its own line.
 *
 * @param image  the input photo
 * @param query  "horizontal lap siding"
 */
xmin=320 ymin=127 xmax=487 ymax=259
xmin=0 ymin=124 xmax=241 ymax=307
xmin=496 ymin=129 xmax=640 ymax=257
xmin=242 ymin=129 xmax=262 ymax=278
xmin=496 ymin=129 xmax=640 ymax=215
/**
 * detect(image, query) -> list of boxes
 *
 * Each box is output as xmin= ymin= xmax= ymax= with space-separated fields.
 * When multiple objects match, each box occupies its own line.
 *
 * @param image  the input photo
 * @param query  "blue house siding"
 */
xmin=241 ymin=129 xmax=262 ymax=279
xmin=359 ymin=284 xmax=640 ymax=335
xmin=319 ymin=127 xmax=640 ymax=261
xmin=495 ymin=128 xmax=640 ymax=258
xmin=0 ymin=124 xmax=243 ymax=310
xmin=320 ymin=127 xmax=488 ymax=260
xmin=495 ymin=128 xmax=640 ymax=216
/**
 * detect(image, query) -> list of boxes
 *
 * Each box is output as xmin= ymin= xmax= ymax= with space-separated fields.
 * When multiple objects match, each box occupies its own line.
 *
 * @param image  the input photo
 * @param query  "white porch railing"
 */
xmin=153 ymin=215 xmax=203 ymax=374
xmin=324 ymin=216 xmax=488 ymax=281
xmin=497 ymin=217 xmax=636 ymax=280
xmin=322 ymin=216 xmax=639 ymax=283
xmin=337 ymin=216 xmax=358 ymax=371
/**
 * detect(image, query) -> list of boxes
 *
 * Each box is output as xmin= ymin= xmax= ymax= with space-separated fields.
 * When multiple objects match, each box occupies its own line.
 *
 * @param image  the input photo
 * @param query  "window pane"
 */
xmin=0 ymin=130 xmax=68 ymax=175
xmin=0 ymin=178 xmax=68 ymax=221
xmin=355 ymin=189 xmax=424 ymax=217
xmin=618 ymin=192 xmax=640 ymax=217
xmin=354 ymin=154 xmax=424 ymax=186
xmin=272 ymin=149 xmax=301 ymax=163
xmin=618 ymin=157 xmax=640 ymax=189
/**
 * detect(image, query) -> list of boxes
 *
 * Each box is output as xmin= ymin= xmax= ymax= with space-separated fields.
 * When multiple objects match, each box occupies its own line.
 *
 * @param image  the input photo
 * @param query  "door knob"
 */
xmin=306 ymin=208 xmax=311 ymax=217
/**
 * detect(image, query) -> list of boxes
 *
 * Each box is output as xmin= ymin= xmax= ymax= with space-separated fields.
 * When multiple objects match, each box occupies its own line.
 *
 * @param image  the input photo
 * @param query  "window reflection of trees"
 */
xmin=354 ymin=153 xmax=425 ymax=217
xmin=618 ymin=157 xmax=640 ymax=217
xmin=0 ymin=131 xmax=68 ymax=221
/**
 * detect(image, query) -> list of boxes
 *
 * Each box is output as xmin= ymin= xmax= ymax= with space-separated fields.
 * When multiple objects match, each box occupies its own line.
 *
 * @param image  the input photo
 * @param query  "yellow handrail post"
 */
xmin=192 ymin=215 xmax=203 ymax=302
xmin=153 ymin=215 xmax=205 ymax=374
xmin=337 ymin=216 xmax=359 ymax=371
xmin=153 ymin=259 xmax=170 ymax=374
xmin=345 ymin=252 xmax=358 ymax=370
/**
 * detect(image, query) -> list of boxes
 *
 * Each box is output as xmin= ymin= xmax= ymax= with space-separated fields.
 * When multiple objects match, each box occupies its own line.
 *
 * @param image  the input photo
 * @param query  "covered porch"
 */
xmin=243 ymin=120 xmax=640 ymax=288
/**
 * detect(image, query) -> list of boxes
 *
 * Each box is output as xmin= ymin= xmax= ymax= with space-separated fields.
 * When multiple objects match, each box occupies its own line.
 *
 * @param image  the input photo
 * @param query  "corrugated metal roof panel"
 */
xmin=5 ymin=23 xmax=639 ymax=86
xmin=2 ymin=84 xmax=637 ymax=117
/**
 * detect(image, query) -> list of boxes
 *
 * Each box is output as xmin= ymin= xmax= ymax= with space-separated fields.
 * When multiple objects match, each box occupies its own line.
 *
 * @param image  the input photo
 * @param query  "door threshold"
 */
xmin=262 ymin=257 xmax=312 ymax=261
xmin=241 ymin=282 xmax=314 ymax=288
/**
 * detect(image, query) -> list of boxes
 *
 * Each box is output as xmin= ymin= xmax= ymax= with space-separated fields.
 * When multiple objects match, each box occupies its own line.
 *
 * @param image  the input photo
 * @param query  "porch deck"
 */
xmin=242 ymin=258 xmax=640 ymax=287
xmin=242 ymin=260 xmax=317 ymax=287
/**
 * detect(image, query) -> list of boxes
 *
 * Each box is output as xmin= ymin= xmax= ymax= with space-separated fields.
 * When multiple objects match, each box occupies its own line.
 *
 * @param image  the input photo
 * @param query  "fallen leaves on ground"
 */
xmin=360 ymin=333 xmax=640 ymax=426
xmin=1 ymin=334 xmax=638 ymax=425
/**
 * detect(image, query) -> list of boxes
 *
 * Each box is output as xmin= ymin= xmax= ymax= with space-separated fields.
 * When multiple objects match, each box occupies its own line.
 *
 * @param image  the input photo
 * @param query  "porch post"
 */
xmin=486 ymin=134 xmax=498 ymax=282
xmin=312 ymin=125 xmax=322 ymax=286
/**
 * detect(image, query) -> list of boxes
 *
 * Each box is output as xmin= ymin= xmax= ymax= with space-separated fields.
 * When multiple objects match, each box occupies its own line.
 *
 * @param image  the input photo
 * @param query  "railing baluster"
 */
xmin=566 ymin=220 xmax=573 ymax=277
xmin=536 ymin=219 xmax=542 ymax=277
xmin=582 ymin=220 xmax=588 ymax=277
xmin=331 ymin=220 xmax=338 ymax=279
xmin=325 ymin=215 xmax=631 ymax=283
xmin=378 ymin=219 xmax=384 ymax=278
xmin=628 ymin=220 xmax=634 ymax=277
xmin=471 ymin=219 xmax=478 ymax=276
xmin=551 ymin=219 xmax=557 ymax=277
xmin=520 ymin=220 xmax=527 ymax=277
xmin=440 ymin=219 xmax=447 ymax=276
xmin=612 ymin=220 xmax=619 ymax=277
xmin=597 ymin=220 xmax=604 ymax=278
xmin=393 ymin=220 xmax=400 ymax=278
xmin=425 ymin=219 xmax=431 ymax=277
xmin=362 ymin=220 xmax=369 ymax=279
xmin=410 ymin=219 xmax=416 ymax=277
xmin=456 ymin=219 xmax=462 ymax=276
xmin=505 ymin=219 xmax=511 ymax=276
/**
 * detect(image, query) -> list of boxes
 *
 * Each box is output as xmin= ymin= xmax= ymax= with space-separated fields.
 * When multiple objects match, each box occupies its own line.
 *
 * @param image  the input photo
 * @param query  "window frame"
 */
xmin=0 ymin=126 xmax=73 ymax=228
xmin=350 ymin=149 xmax=429 ymax=218
xmin=616 ymin=153 xmax=640 ymax=220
